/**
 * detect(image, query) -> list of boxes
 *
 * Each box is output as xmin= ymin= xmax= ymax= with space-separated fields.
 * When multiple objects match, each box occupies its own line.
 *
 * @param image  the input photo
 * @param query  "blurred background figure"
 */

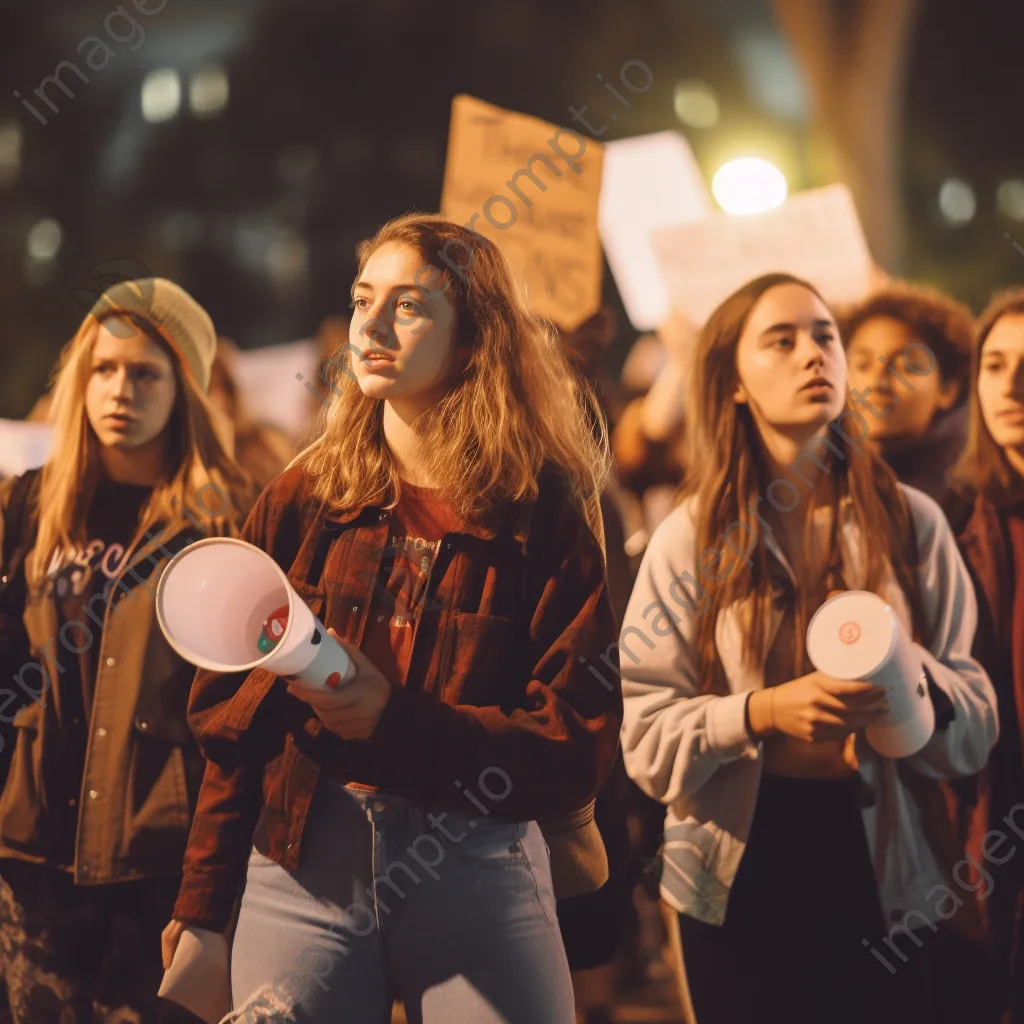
xmin=946 ymin=287 xmax=1024 ymax=1024
xmin=841 ymin=284 xmax=975 ymax=504
xmin=302 ymin=314 xmax=353 ymax=436
xmin=554 ymin=306 xmax=637 ymax=1024
xmin=207 ymin=337 xmax=294 ymax=492
xmin=613 ymin=312 xmax=694 ymax=552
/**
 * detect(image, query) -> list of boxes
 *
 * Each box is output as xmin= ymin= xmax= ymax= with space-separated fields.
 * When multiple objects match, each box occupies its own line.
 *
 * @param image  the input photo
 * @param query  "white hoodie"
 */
xmin=619 ymin=484 xmax=998 ymax=929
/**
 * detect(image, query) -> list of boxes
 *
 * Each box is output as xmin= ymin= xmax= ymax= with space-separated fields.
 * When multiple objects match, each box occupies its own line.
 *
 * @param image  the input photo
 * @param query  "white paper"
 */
xmin=651 ymin=183 xmax=874 ymax=327
xmin=0 ymin=420 xmax=53 ymax=478
xmin=232 ymin=339 xmax=319 ymax=440
xmin=598 ymin=131 xmax=712 ymax=331
xmin=157 ymin=926 xmax=232 ymax=1024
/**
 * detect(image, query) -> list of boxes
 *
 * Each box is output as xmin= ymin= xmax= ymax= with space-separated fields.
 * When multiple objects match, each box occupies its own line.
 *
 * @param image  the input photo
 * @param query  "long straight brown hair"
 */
xmin=953 ymin=287 xmax=1024 ymax=500
xmin=682 ymin=274 xmax=924 ymax=694
xmin=296 ymin=213 xmax=611 ymax=549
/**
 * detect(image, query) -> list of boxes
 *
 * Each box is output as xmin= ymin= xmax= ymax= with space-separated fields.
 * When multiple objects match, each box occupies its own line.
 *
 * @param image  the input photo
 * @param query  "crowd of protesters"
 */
xmin=0 ymin=216 xmax=1021 ymax=1023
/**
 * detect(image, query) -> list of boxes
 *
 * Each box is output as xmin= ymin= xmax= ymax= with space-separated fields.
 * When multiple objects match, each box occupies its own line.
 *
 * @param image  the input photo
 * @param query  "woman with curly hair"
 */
xmin=841 ymin=283 xmax=975 ymax=503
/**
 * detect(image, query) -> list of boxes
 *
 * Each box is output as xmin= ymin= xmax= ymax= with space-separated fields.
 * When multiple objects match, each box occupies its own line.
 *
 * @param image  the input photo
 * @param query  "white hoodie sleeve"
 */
xmin=900 ymin=486 xmax=999 ymax=779
xmin=619 ymin=503 xmax=759 ymax=807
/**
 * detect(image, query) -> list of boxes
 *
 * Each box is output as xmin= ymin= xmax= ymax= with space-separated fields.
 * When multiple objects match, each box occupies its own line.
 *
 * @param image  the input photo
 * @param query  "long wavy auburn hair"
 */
xmin=29 ymin=311 xmax=254 ymax=584
xmin=296 ymin=214 xmax=612 ymax=549
xmin=953 ymin=287 xmax=1024 ymax=502
xmin=682 ymin=274 xmax=926 ymax=695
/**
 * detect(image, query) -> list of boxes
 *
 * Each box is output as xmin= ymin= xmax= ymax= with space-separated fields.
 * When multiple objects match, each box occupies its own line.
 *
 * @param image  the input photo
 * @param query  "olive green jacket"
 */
xmin=0 ymin=472 xmax=204 ymax=884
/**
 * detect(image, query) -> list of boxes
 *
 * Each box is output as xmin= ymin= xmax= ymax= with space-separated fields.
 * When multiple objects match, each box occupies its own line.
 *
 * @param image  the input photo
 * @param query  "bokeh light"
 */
xmin=141 ymin=69 xmax=182 ymax=123
xmin=189 ymin=66 xmax=230 ymax=119
xmin=673 ymin=80 xmax=720 ymax=130
xmin=712 ymin=157 xmax=788 ymax=215
xmin=938 ymin=178 xmax=976 ymax=225
xmin=996 ymin=179 xmax=1024 ymax=221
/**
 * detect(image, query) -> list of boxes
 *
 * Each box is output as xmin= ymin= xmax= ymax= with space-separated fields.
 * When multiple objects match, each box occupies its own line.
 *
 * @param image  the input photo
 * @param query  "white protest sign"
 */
xmin=651 ymin=183 xmax=874 ymax=326
xmin=233 ymin=339 xmax=319 ymax=441
xmin=0 ymin=420 xmax=52 ymax=478
xmin=598 ymin=131 xmax=712 ymax=331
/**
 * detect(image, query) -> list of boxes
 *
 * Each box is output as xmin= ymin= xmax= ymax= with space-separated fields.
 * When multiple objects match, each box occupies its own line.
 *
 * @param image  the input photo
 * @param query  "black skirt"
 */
xmin=678 ymin=774 xmax=936 ymax=1024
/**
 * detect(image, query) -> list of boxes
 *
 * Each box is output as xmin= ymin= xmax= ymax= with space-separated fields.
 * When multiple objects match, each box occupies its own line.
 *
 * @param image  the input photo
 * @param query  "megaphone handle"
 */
xmin=288 ymin=619 xmax=357 ymax=690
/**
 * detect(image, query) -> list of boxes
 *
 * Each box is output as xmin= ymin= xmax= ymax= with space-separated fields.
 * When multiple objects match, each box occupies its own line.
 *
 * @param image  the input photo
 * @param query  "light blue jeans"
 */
xmin=226 ymin=775 xmax=576 ymax=1023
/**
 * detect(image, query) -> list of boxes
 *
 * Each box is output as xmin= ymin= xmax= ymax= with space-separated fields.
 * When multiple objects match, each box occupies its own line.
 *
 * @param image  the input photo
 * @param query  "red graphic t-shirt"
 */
xmin=359 ymin=480 xmax=462 ymax=688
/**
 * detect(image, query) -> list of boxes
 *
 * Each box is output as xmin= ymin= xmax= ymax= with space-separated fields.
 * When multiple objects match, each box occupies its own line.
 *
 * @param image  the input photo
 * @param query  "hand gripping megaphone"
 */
xmin=155 ymin=537 xmax=355 ymax=689
xmin=806 ymin=590 xmax=934 ymax=758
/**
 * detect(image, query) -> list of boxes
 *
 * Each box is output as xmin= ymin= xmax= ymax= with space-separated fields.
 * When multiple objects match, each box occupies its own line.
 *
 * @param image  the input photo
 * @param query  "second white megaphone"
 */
xmin=155 ymin=537 xmax=356 ymax=690
xmin=806 ymin=590 xmax=934 ymax=759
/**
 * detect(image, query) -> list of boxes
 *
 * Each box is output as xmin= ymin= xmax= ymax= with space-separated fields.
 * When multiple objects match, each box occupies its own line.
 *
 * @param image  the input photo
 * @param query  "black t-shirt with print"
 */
xmin=39 ymin=478 xmax=151 ymax=865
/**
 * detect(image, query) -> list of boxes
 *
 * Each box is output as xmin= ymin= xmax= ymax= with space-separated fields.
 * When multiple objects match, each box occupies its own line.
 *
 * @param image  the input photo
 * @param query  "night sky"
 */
xmin=0 ymin=0 xmax=1021 ymax=418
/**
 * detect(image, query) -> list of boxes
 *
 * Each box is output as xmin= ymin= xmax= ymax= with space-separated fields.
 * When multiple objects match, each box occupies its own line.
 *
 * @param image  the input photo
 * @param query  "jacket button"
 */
xmin=68 ymin=798 xmax=76 ymax=807
xmin=286 ymin=842 xmax=293 ymax=850
xmin=1 ymin=575 xmax=7 ymax=584
xmin=352 ymin=604 xmax=359 ymax=612
xmin=105 ymin=657 xmax=116 ymax=667
xmin=88 ymin=789 xmax=99 ymax=800
xmin=96 ymin=727 xmax=107 ymax=738
xmin=137 ymin=720 xmax=149 ymax=731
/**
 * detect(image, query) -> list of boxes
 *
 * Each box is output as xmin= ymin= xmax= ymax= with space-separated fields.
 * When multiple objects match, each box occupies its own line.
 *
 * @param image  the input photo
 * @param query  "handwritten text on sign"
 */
xmin=440 ymin=94 xmax=604 ymax=331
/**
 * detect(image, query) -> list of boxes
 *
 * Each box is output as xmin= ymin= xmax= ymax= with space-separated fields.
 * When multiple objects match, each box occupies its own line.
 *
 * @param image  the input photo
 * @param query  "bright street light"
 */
xmin=712 ymin=157 xmax=788 ymax=215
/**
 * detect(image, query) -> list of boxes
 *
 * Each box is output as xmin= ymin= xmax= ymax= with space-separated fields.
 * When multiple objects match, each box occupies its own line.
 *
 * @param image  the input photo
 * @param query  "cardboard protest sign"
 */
xmin=651 ymin=183 xmax=874 ymax=326
xmin=440 ymin=94 xmax=604 ymax=331
xmin=598 ymin=131 xmax=712 ymax=331
xmin=0 ymin=420 xmax=52 ymax=478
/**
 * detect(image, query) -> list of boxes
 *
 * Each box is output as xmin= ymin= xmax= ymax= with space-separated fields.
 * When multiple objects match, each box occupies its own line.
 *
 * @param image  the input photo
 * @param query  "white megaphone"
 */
xmin=806 ymin=590 xmax=934 ymax=759
xmin=155 ymin=537 xmax=355 ymax=690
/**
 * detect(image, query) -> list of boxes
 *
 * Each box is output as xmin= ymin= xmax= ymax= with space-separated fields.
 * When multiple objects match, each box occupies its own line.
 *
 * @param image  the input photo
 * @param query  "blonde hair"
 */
xmin=296 ymin=214 xmax=611 ymax=548
xmin=29 ymin=312 xmax=255 ymax=583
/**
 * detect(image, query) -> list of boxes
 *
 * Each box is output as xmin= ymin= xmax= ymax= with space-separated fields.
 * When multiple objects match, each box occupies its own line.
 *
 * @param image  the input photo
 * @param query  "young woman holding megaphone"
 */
xmin=619 ymin=274 xmax=999 ymax=1024
xmin=159 ymin=215 xmax=622 ymax=1023
xmin=0 ymin=278 xmax=254 ymax=1023
xmin=945 ymin=287 xmax=1024 ymax=1024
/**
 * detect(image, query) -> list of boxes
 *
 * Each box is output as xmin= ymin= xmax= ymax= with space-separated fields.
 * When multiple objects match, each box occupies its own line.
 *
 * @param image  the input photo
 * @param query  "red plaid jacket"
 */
xmin=173 ymin=463 xmax=622 ymax=930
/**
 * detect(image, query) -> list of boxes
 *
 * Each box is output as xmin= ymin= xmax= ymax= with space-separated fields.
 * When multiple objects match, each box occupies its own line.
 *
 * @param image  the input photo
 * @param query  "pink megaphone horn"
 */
xmin=155 ymin=537 xmax=355 ymax=690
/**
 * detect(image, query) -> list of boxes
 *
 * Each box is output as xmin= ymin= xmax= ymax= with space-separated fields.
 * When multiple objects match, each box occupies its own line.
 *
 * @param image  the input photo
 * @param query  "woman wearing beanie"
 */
xmin=0 ymin=278 xmax=255 ymax=1023
xmin=162 ymin=215 xmax=622 ymax=1023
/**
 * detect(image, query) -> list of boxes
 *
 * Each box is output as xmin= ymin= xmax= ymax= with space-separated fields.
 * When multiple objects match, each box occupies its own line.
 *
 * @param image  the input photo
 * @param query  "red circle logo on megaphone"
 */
xmin=838 ymin=621 xmax=861 ymax=645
